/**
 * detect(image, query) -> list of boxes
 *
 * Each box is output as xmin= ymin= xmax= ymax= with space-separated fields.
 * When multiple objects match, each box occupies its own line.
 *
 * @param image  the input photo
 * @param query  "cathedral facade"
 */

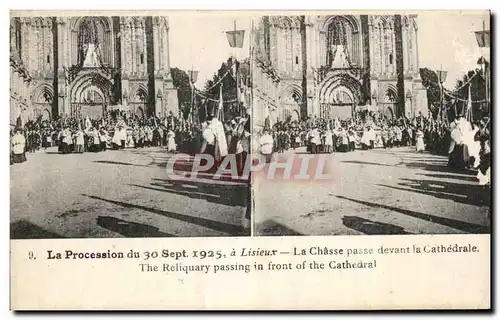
xmin=252 ymin=14 xmax=428 ymax=127
xmin=10 ymin=16 xmax=178 ymax=126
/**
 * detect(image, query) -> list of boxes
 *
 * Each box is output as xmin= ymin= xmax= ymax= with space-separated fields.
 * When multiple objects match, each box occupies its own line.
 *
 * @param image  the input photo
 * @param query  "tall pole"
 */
xmin=234 ymin=20 xmax=241 ymax=117
xmin=190 ymin=64 xmax=195 ymax=130
xmin=483 ymin=20 xmax=489 ymax=114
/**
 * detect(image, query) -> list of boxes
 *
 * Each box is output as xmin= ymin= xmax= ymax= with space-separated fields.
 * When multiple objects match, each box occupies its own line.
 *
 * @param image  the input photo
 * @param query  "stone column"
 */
xmin=120 ymin=19 xmax=130 ymax=107
xmin=152 ymin=17 xmax=160 ymax=73
xmin=162 ymin=17 xmax=171 ymax=76
xmin=412 ymin=21 xmax=419 ymax=76
xmin=369 ymin=22 xmax=375 ymax=75
xmin=120 ymin=17 xmax=126 ymax=72
xmin=55 ymin=17 xmax=68 ymax=116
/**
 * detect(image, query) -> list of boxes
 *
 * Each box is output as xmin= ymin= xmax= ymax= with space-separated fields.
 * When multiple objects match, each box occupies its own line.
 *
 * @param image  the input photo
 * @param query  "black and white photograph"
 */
xmin=252 ymin=12 xmax=491 ymax=236
xmin=10 ymin=13 xmax=253 ymax=239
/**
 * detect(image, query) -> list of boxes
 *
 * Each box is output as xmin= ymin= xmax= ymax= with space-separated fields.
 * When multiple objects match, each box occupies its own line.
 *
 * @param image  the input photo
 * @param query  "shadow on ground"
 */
xmin=11 ymin=220 xmax=64 ymax=239
xmin=342 ymin=215 xmax=411 ymax=235
xmin=97 ymin=216 xmax=176 ymax=238
xmin=379 ymin=178 xmax=491 ymax=207
xmin=130 ymin=177 xmax=248 ymax=207
xmin=333 ymin=195 xmax=490 ymax=234
xmin=255 ymin=219 xmax=304 ymax=236
xmin=93 ymin=160 xmax=149 ymax=168
xmin=84 ymin=194 xmax=249 ymax=237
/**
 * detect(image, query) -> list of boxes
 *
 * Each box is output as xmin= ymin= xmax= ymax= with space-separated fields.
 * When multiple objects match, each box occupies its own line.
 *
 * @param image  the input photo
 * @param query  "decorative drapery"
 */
xmin=326 ymin=17 xmax=357 ymax=68
xmin=77 ymin=18 xmax=106 ymax=68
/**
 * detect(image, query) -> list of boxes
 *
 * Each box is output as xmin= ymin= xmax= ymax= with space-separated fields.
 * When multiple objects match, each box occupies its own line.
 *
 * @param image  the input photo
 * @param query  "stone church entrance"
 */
xmin=69 ymin=72 xmax=113 ymax=119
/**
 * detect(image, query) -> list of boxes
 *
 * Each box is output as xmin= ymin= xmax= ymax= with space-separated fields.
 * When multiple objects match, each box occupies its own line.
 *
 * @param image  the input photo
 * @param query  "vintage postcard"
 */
xmin=9 ymin=10 xmax=491 ymax=310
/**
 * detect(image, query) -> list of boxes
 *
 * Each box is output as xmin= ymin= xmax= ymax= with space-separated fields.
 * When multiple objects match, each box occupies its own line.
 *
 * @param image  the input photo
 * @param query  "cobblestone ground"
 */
xmin=254 ymin=146 xmax=491 ymax=236
xmin=10 ymin=147 xmax=249 ymax=239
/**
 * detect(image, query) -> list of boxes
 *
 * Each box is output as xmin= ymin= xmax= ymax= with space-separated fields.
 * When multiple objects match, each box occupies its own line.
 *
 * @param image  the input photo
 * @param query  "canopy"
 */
xmin=357 ymin=104 xmax=379 ymax=112
xmin=108 ymin=104 xmax=130 ymax=112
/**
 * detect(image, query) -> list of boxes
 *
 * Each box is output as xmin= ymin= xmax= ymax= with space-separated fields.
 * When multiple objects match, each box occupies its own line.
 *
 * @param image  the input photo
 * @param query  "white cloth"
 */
xmin=63 ymin=130 xmax=73 ymax=145
xmin=310 ymin=129 xmax=321 ymax=145
xmin=92 ymin=131 xmax=100 ymax=145
xmin=367 ymin=129 xmax=376 ymax=141
xmin=112 ymin=128 xmax=126 ymax=144
xmin=202 ymin=126 xmax=215 ymax=145
xmin=331 ymin=45 xmax=350 ymax=68
xmin=75 ymin=131 xmax=85 ymax=145
xmin=416 ymin=130 xmax=425 ymax=152
xmin=12 ymin=133 xmax=26 ymax=154
xmin=323 ymin=130 xmax=333 ymax=146
xmin=361 ymin=130 xmax=370 ymax=145
xmin=83 ymin=43 xmax=100 ymax=68
xmin=260 ymin=133 xmax=274 ymax=155
xmin=209 ymin=119 xmax=228 ymax=158
xmin=236 ymin=131 xmax=251 ymax=154
xmin=167 ymin=130 xmax=176 ymax=151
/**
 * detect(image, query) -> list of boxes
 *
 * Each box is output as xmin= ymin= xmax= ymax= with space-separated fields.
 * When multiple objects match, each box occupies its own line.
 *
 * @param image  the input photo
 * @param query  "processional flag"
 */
xmin=467 ymin=85 xmax=473 ymax=122
xmin=217 ymin=84 xmax=224 ymax=122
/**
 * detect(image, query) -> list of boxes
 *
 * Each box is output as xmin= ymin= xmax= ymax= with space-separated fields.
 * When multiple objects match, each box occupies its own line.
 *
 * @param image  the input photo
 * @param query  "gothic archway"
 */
xmin=318 ymin=73 xmax=363 ymax=120
xmin=378 ymin=84 xmax=398 ymax=120
xmin=70 ymin=16 xmax=113 ymax=68
xmin=321 ymin=15 xmax=362 ymax=68
xmin=279 ymin=84 xmax=303 ymax=121
xmin=69 ymin=72 xmax=112 ymax=119
xmin=31 ymin=83 xmax=54 ymax=120
xmin=129 ymin=84 xmax=149 ymax=119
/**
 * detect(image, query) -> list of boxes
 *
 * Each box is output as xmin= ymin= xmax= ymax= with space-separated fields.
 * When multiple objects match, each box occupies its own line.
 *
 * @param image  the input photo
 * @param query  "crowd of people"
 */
xmin=257 ymin=110 xmax=491 ymax=186
xmin=260 ymin=113 xmax=451 ymax=154
xmin=10 ymin=104 xmax=253 ymax=229
xmin=10 ymin=107 xmax=253 ymax=177
xmin=10 ymin=112 xmax=181 ymax=163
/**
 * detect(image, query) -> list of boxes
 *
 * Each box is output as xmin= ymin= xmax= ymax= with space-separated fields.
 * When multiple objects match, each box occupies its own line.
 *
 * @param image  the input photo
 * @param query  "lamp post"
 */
xmin=475 ymin=20 xmax=490 ymax=114
xmin=225 ymin=20 xmax=246 ymax=116
xmin=436 ymin=69 xmax=448 ymax=122
xmin=188 ymin=69 xmax=198 ymax=128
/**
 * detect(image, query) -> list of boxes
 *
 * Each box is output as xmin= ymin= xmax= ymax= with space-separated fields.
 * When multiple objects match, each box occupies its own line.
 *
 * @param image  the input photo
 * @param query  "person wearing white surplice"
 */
xmin=87 ymin=127 xmax=101 ymax=152
xmin=323 ymin=124 xmax=333 ymax=154
xmin=415 ymin=127 xmax=425 ymax=153
xmin=74 ymin=127 xmax=85 ymax=153
xmin=448 ymin=115 xmax=471 ymax=169
xmin=259 ymin=129 xmax=274 ymax=163
xmin=309 ymin=127 xmax=321 ymax=154
xmin=11 ymin=129 xmax=27 ymax=163
xmin=61 ymin=127 xmax=73 ymax=154
xmin=112 ymin=125 xmax=127 ymax=150
xmin=167 ymin=129 xmax=176 ymax=153
xmin=99 ymin=127 xmax=108 ymax=151
xmin=200 ymin=114 xmax=228 ymax=173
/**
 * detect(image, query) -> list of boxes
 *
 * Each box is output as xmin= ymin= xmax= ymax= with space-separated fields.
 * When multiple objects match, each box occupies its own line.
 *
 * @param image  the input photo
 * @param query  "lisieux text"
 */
xmin=33 ymin=243 xmax=480 ymax=275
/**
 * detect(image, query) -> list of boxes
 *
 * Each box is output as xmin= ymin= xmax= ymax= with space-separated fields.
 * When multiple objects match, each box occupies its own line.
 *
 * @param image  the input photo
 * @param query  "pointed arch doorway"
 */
xmin=69 ymin=72 xmax=112 ymax=119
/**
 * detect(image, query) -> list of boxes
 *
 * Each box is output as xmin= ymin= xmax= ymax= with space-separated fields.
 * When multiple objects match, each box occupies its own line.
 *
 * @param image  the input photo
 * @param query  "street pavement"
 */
xmin=254 ymin=146 xmax=491 ymax=236
xmin=10 ymin=147 xmax=250 ymax=239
